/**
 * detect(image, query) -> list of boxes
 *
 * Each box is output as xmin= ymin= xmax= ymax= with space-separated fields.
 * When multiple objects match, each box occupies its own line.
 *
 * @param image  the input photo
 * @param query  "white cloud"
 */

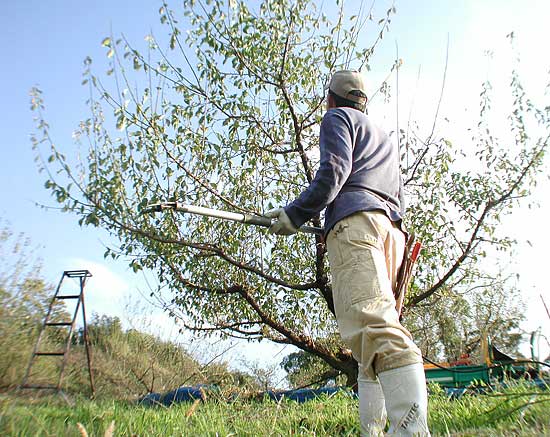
xmin=63 ymin=258 xmax=131 ymax=320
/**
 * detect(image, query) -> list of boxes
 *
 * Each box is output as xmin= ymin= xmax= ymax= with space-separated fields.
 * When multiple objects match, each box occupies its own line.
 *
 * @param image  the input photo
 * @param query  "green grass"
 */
xmin=0 ymin=393 xmax=358 ymax=436
xmin=0 ymin=383 xmax=548 ymax=436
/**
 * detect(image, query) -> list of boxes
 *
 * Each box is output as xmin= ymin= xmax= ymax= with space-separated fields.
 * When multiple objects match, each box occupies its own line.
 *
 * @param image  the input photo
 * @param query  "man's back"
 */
xmin=285 ymin=106 xmax=404 ymax=234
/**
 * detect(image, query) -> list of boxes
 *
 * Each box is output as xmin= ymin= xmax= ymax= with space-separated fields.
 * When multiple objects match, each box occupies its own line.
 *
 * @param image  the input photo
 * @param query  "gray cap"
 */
xmin=328 ymin=70 xmax=368 ymax=104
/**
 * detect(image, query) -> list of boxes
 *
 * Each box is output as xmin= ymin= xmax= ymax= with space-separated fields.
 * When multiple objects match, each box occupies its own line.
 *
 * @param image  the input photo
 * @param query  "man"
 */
xmin=266 ymin=70 xmax=430 ymax=436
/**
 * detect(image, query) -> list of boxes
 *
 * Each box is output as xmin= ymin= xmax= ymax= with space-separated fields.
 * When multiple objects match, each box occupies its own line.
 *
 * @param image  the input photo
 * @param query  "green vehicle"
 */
xmin=424 ymin=333 xmax=548 ymax=389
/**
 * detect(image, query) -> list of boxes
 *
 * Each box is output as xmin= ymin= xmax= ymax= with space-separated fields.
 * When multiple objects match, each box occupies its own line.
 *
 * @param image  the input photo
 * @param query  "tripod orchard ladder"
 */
xmin=20 ymin=270 xmax=95 ymax=397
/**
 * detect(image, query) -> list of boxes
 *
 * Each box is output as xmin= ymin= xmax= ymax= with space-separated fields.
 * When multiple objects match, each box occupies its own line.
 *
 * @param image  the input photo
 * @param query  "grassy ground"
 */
xmin=0 ymin=383 xmax=548 ymax=436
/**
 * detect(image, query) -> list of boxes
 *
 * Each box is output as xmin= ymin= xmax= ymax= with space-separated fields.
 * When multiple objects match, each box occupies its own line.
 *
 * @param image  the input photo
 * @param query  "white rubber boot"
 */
xmin=358 ymin=374 xmax=387 ymax=436
xmin=377 ymin=363 xmax=430 ymax=436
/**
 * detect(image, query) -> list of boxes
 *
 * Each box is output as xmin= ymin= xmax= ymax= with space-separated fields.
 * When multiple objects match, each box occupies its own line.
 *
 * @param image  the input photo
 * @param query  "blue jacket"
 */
xmin=285 ymin=107 xmax=404 ymax=235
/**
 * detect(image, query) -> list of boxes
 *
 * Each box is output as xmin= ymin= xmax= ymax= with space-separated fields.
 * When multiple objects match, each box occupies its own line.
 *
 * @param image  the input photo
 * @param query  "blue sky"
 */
xmin=2 ymin=0 xmax=549 ymax=368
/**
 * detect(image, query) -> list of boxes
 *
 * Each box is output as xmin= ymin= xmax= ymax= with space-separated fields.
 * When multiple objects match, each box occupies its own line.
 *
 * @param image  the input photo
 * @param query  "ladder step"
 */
xmin=45 ymin=322 xmax=73 ymax=327
xmin=21 ymin=384 xmax=58 ymax=390
xmin=35 ymin=352 xmax=65 ymax=356
xmin=65 ymin=270 xmax=92 ymax=278
xmin=55 ymin=295 xmax=81 ymax=299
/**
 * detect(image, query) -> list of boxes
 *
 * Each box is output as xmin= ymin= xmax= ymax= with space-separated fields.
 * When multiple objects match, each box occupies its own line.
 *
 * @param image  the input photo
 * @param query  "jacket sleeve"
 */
xmin=284 ymin=110 xmax=353 ymax=228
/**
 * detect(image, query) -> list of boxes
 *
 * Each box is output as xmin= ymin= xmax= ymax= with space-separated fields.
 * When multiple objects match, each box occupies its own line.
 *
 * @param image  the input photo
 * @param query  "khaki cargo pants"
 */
xmin=327 ymin=211 xmax=422 ymax=380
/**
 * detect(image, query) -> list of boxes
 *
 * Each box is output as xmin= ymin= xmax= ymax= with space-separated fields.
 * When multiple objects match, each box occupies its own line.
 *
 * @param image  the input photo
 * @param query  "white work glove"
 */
xmin=265 ymin=208 xmax=298 ymax=236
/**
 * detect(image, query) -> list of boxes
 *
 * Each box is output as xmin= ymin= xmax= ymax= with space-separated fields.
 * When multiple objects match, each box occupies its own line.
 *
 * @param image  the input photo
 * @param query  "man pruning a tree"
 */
xmin=267 ymin=71 xmax=430 ymax=436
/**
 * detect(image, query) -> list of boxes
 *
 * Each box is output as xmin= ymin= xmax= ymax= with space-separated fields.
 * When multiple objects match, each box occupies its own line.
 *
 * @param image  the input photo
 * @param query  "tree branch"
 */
xmin=411 ymin=144 xmax=545 ymax=304
xmin=236 ymin=284 xmax=349 ymax=372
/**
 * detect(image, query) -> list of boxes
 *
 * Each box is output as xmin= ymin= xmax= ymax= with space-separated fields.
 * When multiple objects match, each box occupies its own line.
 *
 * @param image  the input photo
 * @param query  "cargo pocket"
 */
xmin=348 ymin=248 xmax=385 ymax=304
xmin=346 ymin=229 xmax=388 ymax=305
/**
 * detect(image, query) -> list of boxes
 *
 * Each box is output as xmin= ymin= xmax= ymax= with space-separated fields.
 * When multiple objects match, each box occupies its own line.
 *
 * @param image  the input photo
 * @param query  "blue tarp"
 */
xmin=139 ymin=385 xmax=208 ymax=407
xmin=138 ymin=378 xmax=549 ymax=407
xmin=263 ymin=387 xmax=354 ymax=402
xmin=139 ymin=385 xmax=353 ymax=406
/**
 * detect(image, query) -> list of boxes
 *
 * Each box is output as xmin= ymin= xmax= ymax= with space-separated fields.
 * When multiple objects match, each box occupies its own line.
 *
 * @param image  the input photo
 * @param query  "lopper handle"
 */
xmin=142 ymin=202 xmax=323 ymax=236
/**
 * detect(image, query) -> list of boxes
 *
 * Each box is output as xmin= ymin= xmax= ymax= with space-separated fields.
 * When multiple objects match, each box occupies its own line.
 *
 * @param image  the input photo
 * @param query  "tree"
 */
xmin=407 ymin=277 xmax=525 ymax=363
xmin=31 ymin=1 xmax=548 ymax=385
xmin=281 ymin=349 xmax=344 ymax=389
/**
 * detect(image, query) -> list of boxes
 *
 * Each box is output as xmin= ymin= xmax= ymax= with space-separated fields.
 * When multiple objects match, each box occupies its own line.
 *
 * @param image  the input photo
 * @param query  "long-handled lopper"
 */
xmin=142 ymin=202 xmax=324 ymax=236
